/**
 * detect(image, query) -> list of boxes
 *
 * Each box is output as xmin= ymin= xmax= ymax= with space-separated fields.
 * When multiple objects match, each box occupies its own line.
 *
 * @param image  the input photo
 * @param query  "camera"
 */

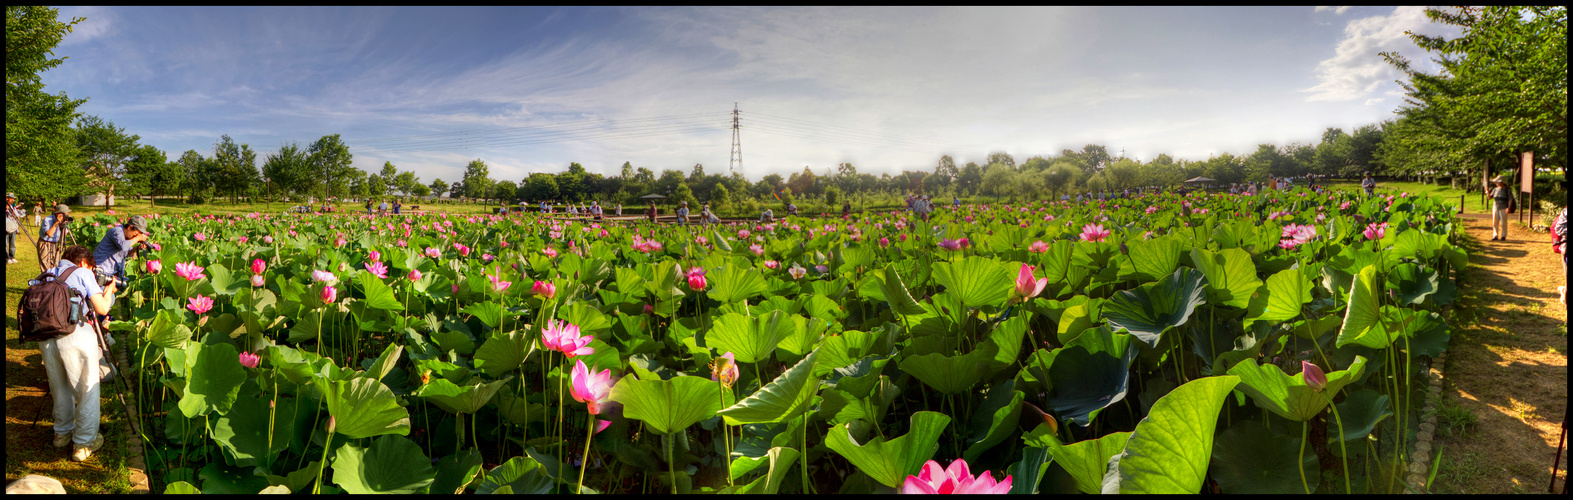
xmin=94 ymin=269 xmax=124 ymax=289
xmin=60 ymin=214 xmax=75 ymax=223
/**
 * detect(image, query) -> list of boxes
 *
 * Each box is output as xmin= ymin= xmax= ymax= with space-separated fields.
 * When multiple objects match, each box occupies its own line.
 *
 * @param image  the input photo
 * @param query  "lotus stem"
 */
xmin=665 ymin=431 xmax=678 ymax=494
xmin=267 ymin=376 xmax=278 ymax=466
xmin=1299 ymin=410 xmax=1311 ymax=493
xmin=313 ymin=426 xmax=334 ymax=494
xmin=801 ymin=414 xmax=813 ymax=494
xmin=578 ymin=412 xmax=595 ymax=493
xmin=1328 ymin=399 xmax=1351 ymax=494
xmin=717 ymin=385 xmax=733 ymax=487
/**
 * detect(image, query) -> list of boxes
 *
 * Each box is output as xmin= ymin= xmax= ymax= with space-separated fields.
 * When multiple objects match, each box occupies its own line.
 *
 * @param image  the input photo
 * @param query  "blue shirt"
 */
xmin=93 ymin=225 xmax=131 ymax=275
xmin=48 ymin=259 xmax=108 ymax=317
xmin=39 ymin=214 xmax=66 ymax=243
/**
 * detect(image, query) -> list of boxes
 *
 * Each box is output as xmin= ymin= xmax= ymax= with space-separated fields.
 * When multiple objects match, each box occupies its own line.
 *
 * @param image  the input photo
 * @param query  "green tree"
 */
xmin=673 ymin=182 xmax=698 ymax=208
xmin=1313 ymin=128 xmax=1352 ymax=177
xmin=262 ymin=142 xmax=310 ymax=199
xmin=620 ymin=161 xmax=634 ymax=179
xmin=1244 ymin=144 xmax=1280 ymax=182
xmin=710 ymin=182 xmax=730 ymax=211
xmin=1043 ymin=161 xmax=1082 ymax=196
xmin=75 ymin=114 xmax=140 ymax=210
xmin=493 ymin=180 xmax=517 ymax=202
xmin=124 ymin=144 xmax=173 ymax=205
xmin=986 ymin=152 xmax=1017 ymax=170
xmin=411 ymin=183 xmax=431 ymax=198
xmin=1080 ymin=144 xmax=1111 ymax=174
xmin=429 ymin=178 xmax=448 ymax=198
xmin=824 ymin=185 xmax=841 ymax=207
xmin=957 ymin=162 xmax=984 ymax=195
xmin=980 ymin=163 xmax=1016 ymax=200
xmin=368 ymin=176 xmax=387 ymax=199
xmin=935 ymin=154 xmax=959 ymax=180
xmin=393 ymin=170 xmax=418 ymax=196
xmin=524 ymin=173 xmax=559 ymax=201
xmin=1201 ymin=153 xmax=1245 ymax=185
xmin=6 ymin=6 xmax=88 ymax=203
xmin=378 ymin=161 xmax=398 ymax=194
xmin=307 ymin=134 xmax=354 ymax=199
xmin=211 ymin=134 xmax=259 ymax=204
xmin=654 ymin=169 xmax=685 ymax=196
xmin=176 ymin=150 xmax=208 ymax=202
xmin=1382 ymin=6 xmax=1567 ymax=177
xmin=1104 ymin=158 xmax=1140 ymax=190
xmin=461 ymin=159 xmax=492 ymax=200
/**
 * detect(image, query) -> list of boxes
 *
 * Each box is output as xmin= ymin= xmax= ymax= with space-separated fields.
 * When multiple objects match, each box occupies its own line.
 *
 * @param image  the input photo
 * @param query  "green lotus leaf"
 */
xmin=1116 ymin=375 xmax=1241 ymax=494
xmin=428 ymin=449 xmax=483 ymax=494
xmin=331 ymin=435 xmax=435 ymax=494
xmin=475 ymin=456 xmax=555 ymax=495
xmin=931 ymin=255 xmax=1013 ymax=310
xmin=1387 ymin=263 xmax=1439 ymax=306
xmin=198 ymin=461 xmax=271 ymax=494
xmin=1033 ymin=425 xmax=1131 ymax=494
xmin=708 ymin=263 xmax=768 ymax=304
xmin=356 ymin=270 xmax=403 ymax=311
xmin=610 ymin=374 xmax=733 ymax=435
xmin=164 ymin=482 xmax=200 ymax=494
xmin=471 ymin=328 xmax=529 ymax=377
xmin=459 ymin=301 xmax=502 ymax=329
xmin=722 ymin=446 xmax=799 ymax=494
xmin=704 ymin=310 xmax=793 ymax=365
xmin=1103 ymin=267 xmax=1207 ymax=348
xmin=324 ymin=377 xmax=410 ymax=439
xmin=879 ymin=265 xmax=926 ymax=315
xmin=178 ymin=341 xmax=246 ymax=418
xmin=825 ymin=411 xmax=952 ymax=488
xmin=898 ymin=350 xmax=986 ymax=395
xmin=719 ymin=349 xmax=822 ymax=426
xmin=416 ymin=376 xmax=511 ymax=415
xmin=1007 ymin=445 xmax=1053 ymax=495
xmin=1209 ymin=420 xmax=1318 ymax=494
xmin=962 ymin=380 xmax=1024 ymax=462
xmin=1336 ymin=265 xmax=1389 ymax=349
xmin=211 ymin=394 xmax=299 ymax=468
xmin=1044 ymin=328 xmax=1137 ymax=426
xmin=1124 ymin=236 xmax=1183 ymax=282
xmin=1228 ymin=356 xmax=1367 ymax=422
xmin=148 ymin=309 xmax=193 ymax=349
xmin=1190 ymin=248 xmax=1262 ymax=309
xmin=1245 ymin=266 xmax=1312 ymax=327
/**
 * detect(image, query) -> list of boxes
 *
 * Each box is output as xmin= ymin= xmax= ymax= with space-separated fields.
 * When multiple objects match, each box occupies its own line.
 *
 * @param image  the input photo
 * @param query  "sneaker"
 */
xmin=71 ymin=434 xmax=104 ymax=462
xmin=53 ymin=433 xmax=71 ymax=448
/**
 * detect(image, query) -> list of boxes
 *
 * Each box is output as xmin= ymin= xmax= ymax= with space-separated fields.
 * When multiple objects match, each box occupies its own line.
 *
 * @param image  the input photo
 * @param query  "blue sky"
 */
xmin=44 ymin=6 xmax=1458 ymax=185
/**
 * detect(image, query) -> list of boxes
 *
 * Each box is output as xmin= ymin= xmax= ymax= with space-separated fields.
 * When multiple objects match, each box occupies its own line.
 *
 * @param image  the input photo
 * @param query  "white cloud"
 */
xmin=1303 ymin=6 xmax=1447 ymax=102
xmin=1363 ymin=97 xmax=1385 ymax=106
xmin=56 ymin=6 xmax=114 ymax=45
xmin=1314 ymin=6 xmax=1352 ymax=15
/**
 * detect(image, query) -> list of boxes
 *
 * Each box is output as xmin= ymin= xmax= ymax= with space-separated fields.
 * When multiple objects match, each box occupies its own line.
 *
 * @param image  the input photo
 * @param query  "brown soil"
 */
xmin=1431 ymin=215 xmax=1568 ymax=494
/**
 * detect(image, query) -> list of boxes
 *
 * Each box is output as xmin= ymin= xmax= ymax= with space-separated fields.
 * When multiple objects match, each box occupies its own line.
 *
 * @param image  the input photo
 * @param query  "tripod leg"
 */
xmin=1554 ymin=417 xmax=1567 ymax=494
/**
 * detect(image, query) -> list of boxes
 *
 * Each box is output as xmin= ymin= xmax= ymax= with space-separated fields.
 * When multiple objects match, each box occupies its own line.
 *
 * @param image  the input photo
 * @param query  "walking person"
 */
xmin=39 ymin=245 xmax=118 ymax=461
xmin=1361 ymin=171 xmax=1376 ymax=197
xmin=1489 ymin=175 xmax=1513 ymax=241
xmin=6 ymin=192 xmax=24 ymax=264
xmin=38 ymin=204 xmax=72 ymax=268
xmin=615 ymin=203 xmax=623 ymax=217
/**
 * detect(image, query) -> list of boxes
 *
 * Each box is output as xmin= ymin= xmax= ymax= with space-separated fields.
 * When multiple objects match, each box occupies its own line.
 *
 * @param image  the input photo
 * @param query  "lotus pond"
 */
xmin=82 ymin=188 xmax=1464 ymax=494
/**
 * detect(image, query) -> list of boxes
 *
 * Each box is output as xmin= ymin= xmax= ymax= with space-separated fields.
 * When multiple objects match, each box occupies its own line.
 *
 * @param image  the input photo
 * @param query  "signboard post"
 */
xmin=1482 ymin=159 xmax=1490 ymax=209
xmin=1519 ymin=152 xmax=1534 ymax=224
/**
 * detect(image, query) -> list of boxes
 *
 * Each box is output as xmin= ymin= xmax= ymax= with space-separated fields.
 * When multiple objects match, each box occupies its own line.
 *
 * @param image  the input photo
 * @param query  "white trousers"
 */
xmin=1491 ymin=208 xmax=1509 ymax=237
xmin=40 ymin=323 xmax=101 ymax=446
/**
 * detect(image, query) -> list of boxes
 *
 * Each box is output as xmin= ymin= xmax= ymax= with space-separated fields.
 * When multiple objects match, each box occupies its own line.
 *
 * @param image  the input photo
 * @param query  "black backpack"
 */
xmin=18 ymin=265 xmax=84 ymax=343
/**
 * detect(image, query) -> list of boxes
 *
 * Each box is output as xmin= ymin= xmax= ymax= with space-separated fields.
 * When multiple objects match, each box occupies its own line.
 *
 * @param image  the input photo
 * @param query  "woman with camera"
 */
xmin=41 ymin=245 xmax=117 ymax=462
xmin=38 ymin=204 xmax=72 ymax=267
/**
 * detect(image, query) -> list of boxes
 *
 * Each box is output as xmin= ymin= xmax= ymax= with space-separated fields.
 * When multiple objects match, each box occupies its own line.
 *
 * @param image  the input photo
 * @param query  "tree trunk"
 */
xmin=106 ymin=185 xmax=114 ymax=213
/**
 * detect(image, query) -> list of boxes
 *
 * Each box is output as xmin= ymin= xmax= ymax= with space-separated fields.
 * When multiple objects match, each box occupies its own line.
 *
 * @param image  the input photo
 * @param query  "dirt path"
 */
xmin=1431 ymin=215 xmax=1568 ymax=494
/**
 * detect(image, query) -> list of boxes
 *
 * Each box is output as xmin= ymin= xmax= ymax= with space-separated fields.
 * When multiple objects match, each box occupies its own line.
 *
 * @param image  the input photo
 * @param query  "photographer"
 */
xmin=92 ymin=215 xmax=150 ymax=289
xmin=38 ymin=204 xmax=72 ymax=267
xmin=42 ymin=245 xmax=116 ymax=462
xmin=6 ymin=192 xmax=23 ymax=264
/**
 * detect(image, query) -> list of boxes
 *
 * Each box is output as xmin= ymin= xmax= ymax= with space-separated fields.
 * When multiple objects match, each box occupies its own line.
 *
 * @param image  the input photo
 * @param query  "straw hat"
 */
xmin=1491 ymin=175 xmax=1507 ymax=184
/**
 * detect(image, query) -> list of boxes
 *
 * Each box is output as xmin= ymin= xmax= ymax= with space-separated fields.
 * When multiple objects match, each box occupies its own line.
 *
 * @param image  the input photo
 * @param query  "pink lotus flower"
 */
xmin=487 ymin=272 xmax=511 ymax=293
xmin=1363 ymin=223 xmax=1385 ymax=241
xmin=408 ymin=269 xmax=423 ymax=281
xmin=311 ymin=270 xmax=335 ymax=283
xmin=879 ymin=237 xmax=890 ymax=248
xmin=938 ymin=239 xmax=963 ymax=251
xmin=764 ymin=260 xmax=779 ymax=269
xmin=238 ymin=351 xmax=260 ymax=369
xmin=264 ymin=235 xmax=274 ymax=244
xmin=365 ymin=261 xmax=390 ymax=279
xmin=193 ymin=232 xmax=207 ymax=242
xmin=532 ymin=280 xmax=556 ymax=299
xmin=594 ymin=419 xmax=612 ymax=435
xmin=711 ymin=352 xmax=740 ymax=388
xmin=1028 ymin=241 xmax=1050 ymax=253
xmin=750 ymin=244 xmax=764 ymax=255
xmin=250 ymin=274 xmax=266 ymax=287
xmin=1013 ymin=264 xmax=1047 ymax=301
xmin=695 ymin=235 xmax=709 ymax=247
xmin=368 ymin=250 xmax=381 ymax=262
xmin=238 ymin=236 xmax=249 ymax=244
xmin=901 ymin=458 xmax=1012 ymax=494
xmin=187 ymin=295 xmax=214 ymax=315
xmin=642 ymin=304 xmax=654 ymax=315
xmin=482 ymin=253 xmax=495 ymax=262
xmin=334 ymin=237 xmax=347 ymax=248
xmin=1302 ymin=361 xmax=1327 ymax=391
xmin=570 ymin=359 xmax=615 ymax=415
xmin=1079 ymin=224 xmax=1110 ymax=242
xmin=174 ymin=262 xmax=206 ymax=281
xmin=146 ymin=260 xmax=163 ymax=274
xmin=900 ymin=234 xmax=908 ymax=242
xmin=251 ymin=259 xmax=266 ymax=274
xmin=688 ymin=274 xmax=707 ymax=291
xmin=425 ymin=247 xmax=442 ymax=259
xmin=320 ymin=284 xmax=337 ymax=304
xmin=788 ymin=263 xmax=807 ymax=280
xmin=1145 ymin=206 xmax=1158 ymax=215
xmin=958 ymin=238 xmax=970 ymax=249
xmin=107 ymin=210 xmax=115 ymax=215
xmin=543 ymin=247 xmax=559 ymax=258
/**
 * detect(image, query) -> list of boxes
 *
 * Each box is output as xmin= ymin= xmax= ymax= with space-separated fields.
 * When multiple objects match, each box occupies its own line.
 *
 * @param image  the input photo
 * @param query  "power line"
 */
xmin=359 ymin=118 xmax=728 ymax=154
xmin=351 ymin=112 xmax=725 ymax=146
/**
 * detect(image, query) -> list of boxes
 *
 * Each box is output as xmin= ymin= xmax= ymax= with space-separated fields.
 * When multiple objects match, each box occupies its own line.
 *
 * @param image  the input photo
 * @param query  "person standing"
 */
xmin=615 ymin=203 xmax=623 ymax=217
xmin=6 ymin=192 xmax=24 ymax=264
xmin=365 ymin=199 xmax=374 ymax=215
xmin=91 ymin=215 xmax=149 ymax=286
xmin=392 ymin=199 xmax=402 ymax=215
xmin=646 ymin=202 xmax=658 ymax=223
xmin=1489 ymin=175 xmax=1512 ymax=241
xmin=591 ymin=201 xmax=604 ymax=221
xmin=1552 ymin=207 xmax=1567 ymax=304
xmin=40 ymin=245 xmax=117 ymax=461
xmin=1361 ymin=171 xmax=1376 ymax=197
xmin=38 ymin=204 xmax=71 ymax=267
xmin=676 ymin=201 xmax=690 ymax=225
xmin=378 ymin=199 xmax=388 ymax=216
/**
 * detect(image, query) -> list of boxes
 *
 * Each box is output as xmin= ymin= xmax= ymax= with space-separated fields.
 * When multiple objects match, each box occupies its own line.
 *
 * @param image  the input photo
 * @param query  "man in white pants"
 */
xmin=41 ymin=245 xmax=117 ymax=461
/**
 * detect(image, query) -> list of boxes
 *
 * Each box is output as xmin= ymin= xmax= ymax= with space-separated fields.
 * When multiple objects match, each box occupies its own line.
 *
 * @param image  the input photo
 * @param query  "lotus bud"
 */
xmin=327 ymin=416 xmax=336 ymax=433
xmin=321 ymin=284 xmax=337 ymax=304
xmin=251 ymin=274 xmax=266 ymax=287
xmin=1302 ymin=361 xmax=1327 ymax=391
